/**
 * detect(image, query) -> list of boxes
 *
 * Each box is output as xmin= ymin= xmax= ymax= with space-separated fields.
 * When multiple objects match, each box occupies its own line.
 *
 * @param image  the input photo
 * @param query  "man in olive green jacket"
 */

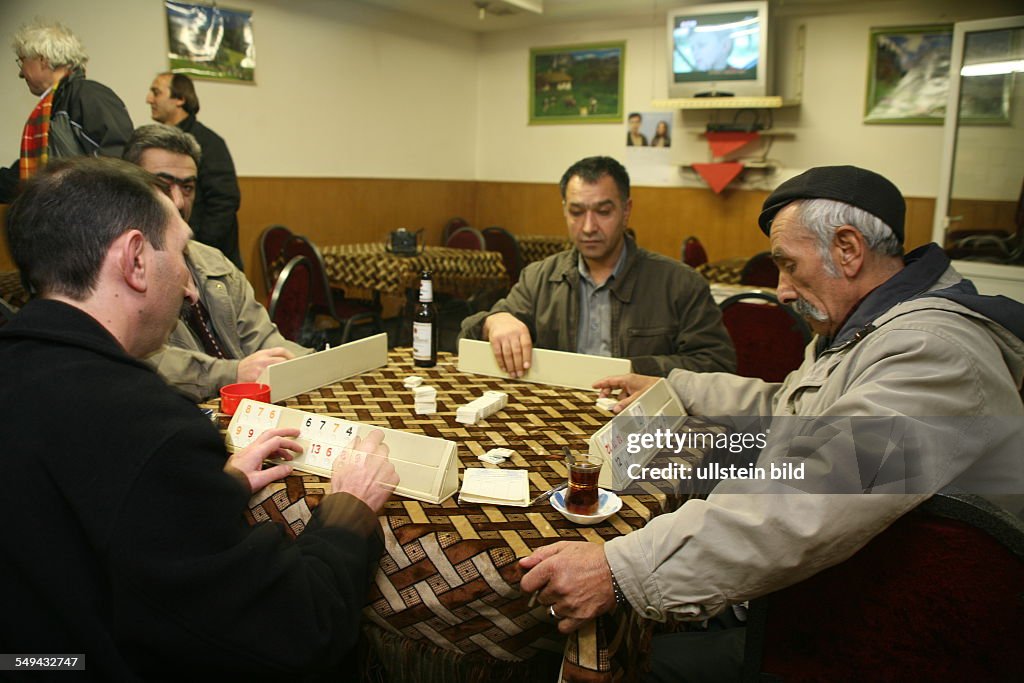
xmin=459 ymin=156 xmax=735 ymax=377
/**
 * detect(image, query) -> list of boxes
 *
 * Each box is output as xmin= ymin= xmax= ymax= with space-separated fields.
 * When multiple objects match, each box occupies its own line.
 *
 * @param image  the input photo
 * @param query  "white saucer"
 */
xmin=551 ymin=489 xmax=622 ymax=525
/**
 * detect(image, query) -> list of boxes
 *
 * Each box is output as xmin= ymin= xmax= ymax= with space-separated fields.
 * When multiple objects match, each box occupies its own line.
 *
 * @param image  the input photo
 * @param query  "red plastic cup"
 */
xmin=219 ymin=382 xmax=271 ymax=416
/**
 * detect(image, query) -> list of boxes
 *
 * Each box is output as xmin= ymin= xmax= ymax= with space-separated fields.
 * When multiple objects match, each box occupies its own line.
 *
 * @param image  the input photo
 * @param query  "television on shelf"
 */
xmin=667 ymin=1 xmax=770 ymax=99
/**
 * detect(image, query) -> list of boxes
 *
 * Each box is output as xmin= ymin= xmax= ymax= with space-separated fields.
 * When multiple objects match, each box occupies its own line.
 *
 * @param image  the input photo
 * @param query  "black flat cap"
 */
xmin=758 ymin=165 xmax=905 ymax=243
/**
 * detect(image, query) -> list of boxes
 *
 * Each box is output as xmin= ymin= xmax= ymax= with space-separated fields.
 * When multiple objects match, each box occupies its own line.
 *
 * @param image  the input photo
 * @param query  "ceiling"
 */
xmin=351 ymin=0 xmax=859 ymax=34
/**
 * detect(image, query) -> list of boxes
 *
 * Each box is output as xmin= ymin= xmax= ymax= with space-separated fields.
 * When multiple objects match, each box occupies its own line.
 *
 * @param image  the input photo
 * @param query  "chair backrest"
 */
xmin=442 ymin=216 xmax=470 ymax=245
xmin=446 ymin=226 xmax=486 ymax=251
xmin=742 ymin=493 xmax=1024 ymax=683
xmin=268 ymin=255 xmax=313 ymax=343
xmin=259 ymin=225 xmax=294 ymax=294
xmin=719 ymin=292 xmax=811 ymax=382
xmin=482 ymin=226 xmax=524 ymax=284
xmin=681 ymin=236 xmax=709 ymax=268
xmin=282 ymin=235 xmax=336 ymax=316
xmin=739 ymin=251 xmax=779 ymax=287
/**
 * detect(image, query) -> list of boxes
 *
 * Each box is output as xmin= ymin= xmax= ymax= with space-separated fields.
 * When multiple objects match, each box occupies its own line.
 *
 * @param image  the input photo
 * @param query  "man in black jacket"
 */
xmin=147 ymin=71 xmax=244 ymax=269
xmin=0 ymin=157 xmax=398 ymax=680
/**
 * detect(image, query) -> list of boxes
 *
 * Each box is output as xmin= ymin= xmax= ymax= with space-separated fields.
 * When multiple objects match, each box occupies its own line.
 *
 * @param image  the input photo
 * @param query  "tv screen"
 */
xmin=667 ymin=1 xmax=769 ymax=98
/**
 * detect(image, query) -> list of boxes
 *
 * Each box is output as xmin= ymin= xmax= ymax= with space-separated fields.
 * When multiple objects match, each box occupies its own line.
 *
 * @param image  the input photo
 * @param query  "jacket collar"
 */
xmin=548 ymin=234 xmax=640 ymax=302
xmin=0 ymin=298 xmax=149 ymax=370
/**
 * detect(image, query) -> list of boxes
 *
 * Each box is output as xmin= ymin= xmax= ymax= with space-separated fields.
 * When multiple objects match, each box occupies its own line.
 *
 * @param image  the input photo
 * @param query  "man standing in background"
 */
xmin=147 ymin=71 xmax=243 ymax=269
xmin=1 ymin=20 xmax=132 ymax=202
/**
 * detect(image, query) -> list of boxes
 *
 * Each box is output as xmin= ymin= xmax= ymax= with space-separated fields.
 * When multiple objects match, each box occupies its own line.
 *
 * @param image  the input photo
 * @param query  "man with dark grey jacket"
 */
xmin=460 ymin=156 xmax=735 ymax=378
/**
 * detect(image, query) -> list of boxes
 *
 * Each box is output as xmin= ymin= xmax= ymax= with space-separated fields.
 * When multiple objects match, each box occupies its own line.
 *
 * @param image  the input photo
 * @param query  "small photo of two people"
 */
xmin=626 ymin=112 xmax=672 ymax=148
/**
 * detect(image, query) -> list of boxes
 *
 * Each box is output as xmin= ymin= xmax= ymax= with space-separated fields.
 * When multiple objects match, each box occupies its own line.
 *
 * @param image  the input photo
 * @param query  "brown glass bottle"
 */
xmin=412 ymin=270 xmax=438 ymax=367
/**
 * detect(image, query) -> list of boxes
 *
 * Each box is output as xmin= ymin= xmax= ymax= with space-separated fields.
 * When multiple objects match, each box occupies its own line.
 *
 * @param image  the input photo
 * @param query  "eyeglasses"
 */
xmin=155 ymin=172 xmax=197 ymax=197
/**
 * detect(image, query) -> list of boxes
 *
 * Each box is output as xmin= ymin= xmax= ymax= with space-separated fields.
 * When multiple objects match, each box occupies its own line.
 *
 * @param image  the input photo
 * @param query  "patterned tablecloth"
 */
xmin=224 ymin=350 xmax=711 ymax=682
xmin=697 ymin=257 xmax=746 ymax=284
xmin=518 ymin=235 xmax=572 ymax=265
xmin=0 ymin=270 xmax=29 ymax=308
xmin=322 ymin=243 xmax=509 ymax=299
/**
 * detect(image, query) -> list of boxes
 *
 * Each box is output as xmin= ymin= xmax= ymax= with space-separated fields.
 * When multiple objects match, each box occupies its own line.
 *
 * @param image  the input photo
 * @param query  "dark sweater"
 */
xmin=0 ymin=300 xmax=382 ymax=681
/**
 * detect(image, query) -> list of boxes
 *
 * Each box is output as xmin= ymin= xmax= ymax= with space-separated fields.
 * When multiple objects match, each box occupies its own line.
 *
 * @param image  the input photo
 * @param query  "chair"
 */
xmin=282 ymin=235 xmax=383 ymax=345
xmin=719 ymin=292 xmax=812 ymax=382
xmin=742 ymin=492 xmax=1024 ymax=683
xmin=268 ymin=255 xmax=312 ymax=343
xmin=0 ymin=296 xmax=18 ymax=327
xmin=482 ymin=226 xmax=524 ymax=284
xmin=441 ymin=217 xmax=470 ymax=246
xmin=445 ymin=226 xmax=486 ymax=251
xmin=258 ymin=224 xmax=294 ymax=296
xmin=946 ymin=176 xmax=1024 ymax=265
xmin=681 ymin=236 xmax=709 ymax=268
xmin=739 ymin=251 xmax=779 ymax=287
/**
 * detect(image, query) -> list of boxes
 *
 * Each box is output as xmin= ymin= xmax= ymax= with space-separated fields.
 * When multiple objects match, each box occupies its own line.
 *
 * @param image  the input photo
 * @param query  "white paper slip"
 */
xmin=595 ymin=397 xmax=618 ymax=411
xmin=458 ymin=468 xmax=530 ymax=507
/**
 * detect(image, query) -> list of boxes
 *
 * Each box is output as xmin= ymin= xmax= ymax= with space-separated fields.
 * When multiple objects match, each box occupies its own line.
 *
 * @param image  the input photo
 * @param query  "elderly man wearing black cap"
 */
xmin=514 ymin=165 xmax=1024 ymax=680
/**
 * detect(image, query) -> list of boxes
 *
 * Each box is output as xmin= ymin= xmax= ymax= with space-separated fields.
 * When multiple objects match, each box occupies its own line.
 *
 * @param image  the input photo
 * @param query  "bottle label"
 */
xmin=412 ymin=322 xmax=433 ymax=360
xmin=419 ymin=279 xmax=433 ymax=303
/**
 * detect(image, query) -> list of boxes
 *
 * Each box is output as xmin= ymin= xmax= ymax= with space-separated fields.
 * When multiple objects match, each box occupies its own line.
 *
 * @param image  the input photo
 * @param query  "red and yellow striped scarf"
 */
xmin=19 ymin=88 xmax=55 ymax=180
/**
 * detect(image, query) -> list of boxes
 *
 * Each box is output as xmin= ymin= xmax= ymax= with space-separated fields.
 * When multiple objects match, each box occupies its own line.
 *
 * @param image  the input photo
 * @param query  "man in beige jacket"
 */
xmin=519 ymin=166 xmax=1024 ymax=680
xmin=124 ymin=124 xmax=310 ymax=401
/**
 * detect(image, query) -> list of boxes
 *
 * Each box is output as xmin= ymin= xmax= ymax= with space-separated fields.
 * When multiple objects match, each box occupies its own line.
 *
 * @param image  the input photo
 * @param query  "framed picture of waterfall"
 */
xmin=165 ymin=1 xmax=256 ymax=83
xmin=864 ymin=25 xmax=952 ymax=124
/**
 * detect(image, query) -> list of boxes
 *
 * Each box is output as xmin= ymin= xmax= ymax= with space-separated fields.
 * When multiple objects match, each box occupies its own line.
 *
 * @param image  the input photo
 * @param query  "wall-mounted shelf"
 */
xmin=652 ymin=96 xmax=800 ymax=110
xmin=690 ymin=129 xmax=796 ymax=138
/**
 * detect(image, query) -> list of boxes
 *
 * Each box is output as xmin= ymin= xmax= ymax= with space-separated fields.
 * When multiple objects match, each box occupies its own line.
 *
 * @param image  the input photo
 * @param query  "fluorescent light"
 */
xmin=502 ymin=0 xmax=543 ymax=14
xmin=961 ymin=59 xmax=1024 ymax=77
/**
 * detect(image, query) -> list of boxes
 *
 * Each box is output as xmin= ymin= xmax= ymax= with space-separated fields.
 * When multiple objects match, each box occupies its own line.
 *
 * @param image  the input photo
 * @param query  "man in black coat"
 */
xmin=0 ymin=157 xmax=398 ymax=680
xmin=147 ymin=71 xmax=244 ymax=269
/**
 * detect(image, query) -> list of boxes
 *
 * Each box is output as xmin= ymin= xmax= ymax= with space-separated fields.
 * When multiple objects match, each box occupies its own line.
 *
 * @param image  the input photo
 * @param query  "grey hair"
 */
xmin=122 ymin=124 xmax=202 ymax=168
xmin=791 ymin=198 xmax=903 ymax=276
xmin=12 ymin=20 xmax=88 ymax=70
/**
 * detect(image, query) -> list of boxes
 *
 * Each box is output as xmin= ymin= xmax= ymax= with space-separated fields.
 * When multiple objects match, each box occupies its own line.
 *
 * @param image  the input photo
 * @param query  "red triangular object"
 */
xmin=692 ymin=162 xmax=745 ymax=194
xmin=706 ymin=131 xmax=760 ymax=158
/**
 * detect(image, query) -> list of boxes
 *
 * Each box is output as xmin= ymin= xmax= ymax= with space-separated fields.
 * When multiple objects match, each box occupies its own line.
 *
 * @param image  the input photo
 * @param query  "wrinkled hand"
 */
xmin=483 ymin=312 xmax=533 ymax=378
xmin=237 ymin=347 xmax=296 ymax=383
xmin=592 ymin=373 xmax=659 ymax=413
xmin=331 ymin=430 xmax=399 ymax=514
xmin=226 ymin=427 xmax=302 ymax=492
xmin=520 ymin=541 xmax=617 ymax=634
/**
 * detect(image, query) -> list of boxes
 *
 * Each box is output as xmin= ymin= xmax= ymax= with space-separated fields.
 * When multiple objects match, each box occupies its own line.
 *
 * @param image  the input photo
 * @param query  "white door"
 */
xmin=932 ymin=15 xmax=1024 ymax=301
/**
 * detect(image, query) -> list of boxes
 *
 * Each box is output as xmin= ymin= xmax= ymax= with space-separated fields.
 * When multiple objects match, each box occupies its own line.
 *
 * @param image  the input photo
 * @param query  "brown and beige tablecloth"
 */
xmin=225 ymin=350 xmax=710 ymax=682
xmin=697 ymin=257 xmax=746 ymax=285
xmin=518 ymin=234 xmax=572 ymax=265
xmin=322 ymin=244 xmax=508 ymax=299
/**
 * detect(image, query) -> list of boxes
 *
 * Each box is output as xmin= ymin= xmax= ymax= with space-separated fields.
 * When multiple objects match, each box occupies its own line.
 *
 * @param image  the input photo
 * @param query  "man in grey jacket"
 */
xmin=124 ymin=124 xmax=310 ymax=401
xmin=459 ymin=156 xmax=735 ymax=377
xmin=519 ymin=166 xmax=1024 ymax=680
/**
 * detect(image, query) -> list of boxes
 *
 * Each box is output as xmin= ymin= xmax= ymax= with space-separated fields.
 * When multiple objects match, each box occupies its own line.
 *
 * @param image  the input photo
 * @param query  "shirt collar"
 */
xmin=577 ymin=240 xmax=629 ymax=286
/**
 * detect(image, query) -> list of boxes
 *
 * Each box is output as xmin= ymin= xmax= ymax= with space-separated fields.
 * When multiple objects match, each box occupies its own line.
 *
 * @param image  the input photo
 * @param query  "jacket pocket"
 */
xmin=626 ymin=325 xmax=675 ymax=355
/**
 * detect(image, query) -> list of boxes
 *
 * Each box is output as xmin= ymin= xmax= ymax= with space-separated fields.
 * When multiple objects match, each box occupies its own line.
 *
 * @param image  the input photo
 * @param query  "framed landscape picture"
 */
xmin=165 ymin=0 xmax=256 ymax=83
xmin=864 ymin=25 xmax=953 ymax=124
xmin=529 ymin=42 xmax=625 ymax=125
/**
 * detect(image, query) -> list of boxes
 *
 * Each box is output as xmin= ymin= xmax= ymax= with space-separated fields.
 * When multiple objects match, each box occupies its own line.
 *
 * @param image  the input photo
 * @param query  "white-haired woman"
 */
xmin=1 ymin=20 xmax=133 ymax=202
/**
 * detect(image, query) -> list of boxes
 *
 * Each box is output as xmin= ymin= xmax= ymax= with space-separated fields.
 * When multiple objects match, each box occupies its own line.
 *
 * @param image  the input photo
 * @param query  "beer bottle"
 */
xmin=413 ymin=270 xmax=438 ymax=367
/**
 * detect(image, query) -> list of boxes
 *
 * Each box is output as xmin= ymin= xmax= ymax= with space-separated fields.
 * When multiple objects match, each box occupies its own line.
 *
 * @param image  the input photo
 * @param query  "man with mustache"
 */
xmin=518 ymin=165 xmax=1024 ymax=680
xmin=124 ymin=124 xmax=310 ymax=401
xmin=460 ymin=155 xmax=735 ymax=378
